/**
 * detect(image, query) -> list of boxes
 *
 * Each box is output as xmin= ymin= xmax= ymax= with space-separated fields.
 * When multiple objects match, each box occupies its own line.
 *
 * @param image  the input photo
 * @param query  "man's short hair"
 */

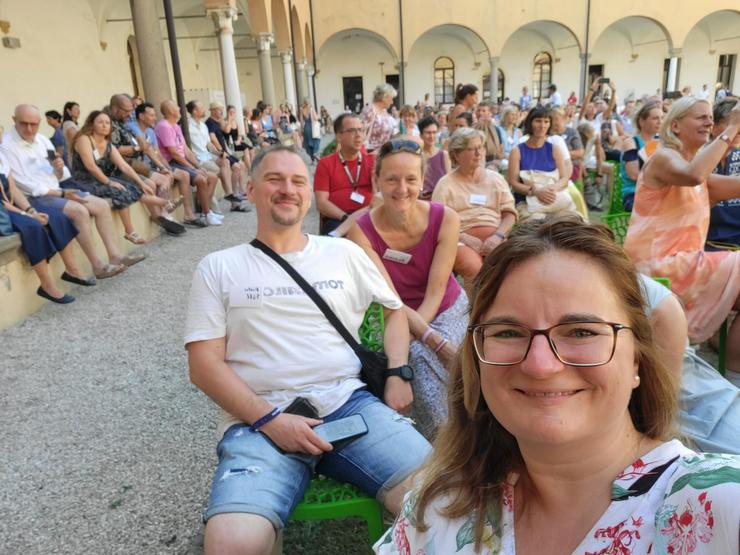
xmin=333 ymin=113 xmax=358 ymax=135
xmin=250 ymin=144 xmax=306 ymax=179
xmin=209 ymin=101 xmax=225 ymax=111
xmin=455 ymin=112 xmax=474 ymax=127
xmin=45 ymin=110 xmax=62 ymax=121
xmin=136 ymin=102 xmax=155 ymax=119
xmin=477 ymin=100 xmax=496 ymax=111
xmin=186 ymin=100 xmax=199 ymax=115
xmin=713 ymin=97 xmax=739 ymax=124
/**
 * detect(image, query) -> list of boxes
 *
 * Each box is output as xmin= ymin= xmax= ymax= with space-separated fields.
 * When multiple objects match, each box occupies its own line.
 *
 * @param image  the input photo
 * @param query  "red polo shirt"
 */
xmin=314 ymin=151 xmax=375 ymax=213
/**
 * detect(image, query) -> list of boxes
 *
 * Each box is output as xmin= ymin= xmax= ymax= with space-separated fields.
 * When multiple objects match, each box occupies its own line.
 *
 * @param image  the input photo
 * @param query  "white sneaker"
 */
xmin=208 ymin=210 xmax=224 ymax=221
xmin=206 ymin=212 xmax=223 ymax=226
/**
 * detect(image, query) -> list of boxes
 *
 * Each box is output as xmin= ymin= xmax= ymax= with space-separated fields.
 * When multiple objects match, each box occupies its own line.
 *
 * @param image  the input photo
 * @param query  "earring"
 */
xmin=634 ymin=375 xmax=641 ymax=385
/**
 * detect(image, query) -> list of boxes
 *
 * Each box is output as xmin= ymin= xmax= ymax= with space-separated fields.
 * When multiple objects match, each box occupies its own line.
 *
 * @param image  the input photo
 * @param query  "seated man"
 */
xmin=108 ymin=94 xmax=184 ymax=235
xmin=186 ymin=100 xmax=235 ymax=220
xmin=185 ymin=145 xmax=430 ymax=554
xmin=155 ymin=100 xmax=219 ymax=227
xmin=205 ymin=101 xmax=249 ymax=211
xmin=314 ymin=114 xmax=375 ymax=235
xmin=0 ymin=104 xmax=142 ymax=279
xmin=128 ymin=101 xmax=197 ymax=230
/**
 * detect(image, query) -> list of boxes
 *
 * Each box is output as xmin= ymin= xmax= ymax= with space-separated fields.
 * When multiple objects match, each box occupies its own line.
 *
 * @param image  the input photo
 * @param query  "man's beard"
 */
xmin=270 ymin=195 xmax=303 ymax=226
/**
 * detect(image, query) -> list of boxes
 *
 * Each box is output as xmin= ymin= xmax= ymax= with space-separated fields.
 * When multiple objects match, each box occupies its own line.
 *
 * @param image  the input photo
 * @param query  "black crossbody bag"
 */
xmin=250 ymin=239 xmax=389 ymax=399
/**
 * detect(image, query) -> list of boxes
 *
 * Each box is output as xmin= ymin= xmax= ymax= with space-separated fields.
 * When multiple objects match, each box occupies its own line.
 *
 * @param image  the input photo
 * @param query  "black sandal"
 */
xmin=61 ymin=272 xmax=97 ymax=286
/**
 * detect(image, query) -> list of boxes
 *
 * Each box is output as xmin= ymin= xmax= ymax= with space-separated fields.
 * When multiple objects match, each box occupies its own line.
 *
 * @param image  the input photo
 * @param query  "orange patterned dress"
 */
xmin=624 ymin=171 xmax=740 ymax=342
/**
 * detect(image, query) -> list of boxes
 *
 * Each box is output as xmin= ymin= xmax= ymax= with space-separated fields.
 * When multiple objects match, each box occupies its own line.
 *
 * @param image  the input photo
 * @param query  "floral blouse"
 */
xmin=362 ymin=104 xmax=396 ymax=152
xmin=374 ymin=440 xmax=740 ymax=554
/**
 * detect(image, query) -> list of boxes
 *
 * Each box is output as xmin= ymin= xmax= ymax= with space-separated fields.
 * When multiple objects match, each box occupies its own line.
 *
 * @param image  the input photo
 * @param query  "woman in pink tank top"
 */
xmin=347 ymin=139 xmax=468 ymax=439
xmin=623 ymin=97 xmax=740 ymax=381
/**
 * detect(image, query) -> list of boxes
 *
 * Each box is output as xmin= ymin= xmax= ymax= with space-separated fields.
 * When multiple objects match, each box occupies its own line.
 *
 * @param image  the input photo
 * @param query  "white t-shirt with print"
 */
xmin=184 ymin=235 xmax=402 ymax=436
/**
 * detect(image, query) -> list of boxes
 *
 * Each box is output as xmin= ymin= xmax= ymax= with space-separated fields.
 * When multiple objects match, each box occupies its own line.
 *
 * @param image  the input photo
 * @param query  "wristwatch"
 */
xmin=719 ymin=133 xmax=733 ymax=146
xmin=386 ymin=365 xmax=414 ymax=381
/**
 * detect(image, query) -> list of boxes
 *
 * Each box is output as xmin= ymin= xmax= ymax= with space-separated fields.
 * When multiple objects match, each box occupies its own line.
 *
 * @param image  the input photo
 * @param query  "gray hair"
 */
xmin=660 ymin=97 xmax=710 ymax=151
xmin=447 ymin=127 xmax=485 ymax=162
xmin=373 ymin=83 xmax=398 ymax=103
xmin=250 ymin=144 xmax=308 ymax=179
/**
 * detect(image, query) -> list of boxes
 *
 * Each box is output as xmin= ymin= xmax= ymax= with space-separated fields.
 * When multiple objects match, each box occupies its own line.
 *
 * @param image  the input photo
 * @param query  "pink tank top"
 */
xmin=357 ymin=202 xmax=461 ymax=315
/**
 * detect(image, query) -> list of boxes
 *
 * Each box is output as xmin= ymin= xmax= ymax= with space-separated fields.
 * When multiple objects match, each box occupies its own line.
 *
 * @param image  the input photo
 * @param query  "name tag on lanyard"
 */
xmin=382 ymin=248 xmax=412 ymax=264
xmin=350 ymin=191 xmax=366 ymax=204
xmin=339 ymin=151 xmax=363 ymax=198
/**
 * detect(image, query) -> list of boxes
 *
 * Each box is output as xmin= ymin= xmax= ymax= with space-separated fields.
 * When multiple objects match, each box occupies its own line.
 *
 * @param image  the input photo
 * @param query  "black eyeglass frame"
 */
xmin=467 ymin=321 xmax=632 ymax=367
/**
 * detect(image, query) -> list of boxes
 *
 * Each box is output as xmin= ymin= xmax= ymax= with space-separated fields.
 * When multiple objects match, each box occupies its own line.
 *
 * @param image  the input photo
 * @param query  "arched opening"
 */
xmin=315 ymin=28 xmax=399 ymax=115
xmin=290 ymin=5 xmax=305 ymax=61
xmin=590 ymin=16 xmax=673 ymax=98
xmin=407 ymin=24 xmax=490 ymax=107
xmin=433 ymin=56 xmax=455 ymax=105
xmin=532 ymin=51 xmax=552 ymax=99
xmin=681 ymin=10 xmax=740 ymax=97
xmin=499 ymin=20 xmax=581 ymax=104
xmin=270 ymin=0 xmax=290 ymax=50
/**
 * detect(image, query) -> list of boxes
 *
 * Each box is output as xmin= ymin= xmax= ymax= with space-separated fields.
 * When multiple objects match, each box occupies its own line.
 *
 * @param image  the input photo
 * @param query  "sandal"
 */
xmin=165 ymin=196 xmax=184 ymax=213
xmin=124 ymin=231 xmax=146 ymax=245
xmin=94 ymin=263 xmax=126 ymax=279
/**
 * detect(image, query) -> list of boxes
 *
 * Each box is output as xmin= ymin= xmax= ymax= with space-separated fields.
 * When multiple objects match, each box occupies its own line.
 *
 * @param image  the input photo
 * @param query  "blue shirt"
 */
xmin=50 ymin=127 xmax=66 ymax=161
xmin=126 ymin=121 xmax=158 ymax=167
xmin=707 ymin=147 xmax=740 ymax=249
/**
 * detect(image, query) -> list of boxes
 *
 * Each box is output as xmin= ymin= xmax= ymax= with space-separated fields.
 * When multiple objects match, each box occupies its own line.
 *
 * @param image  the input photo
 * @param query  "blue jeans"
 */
xmin=203 ymin=389 xmax=431 ymax=528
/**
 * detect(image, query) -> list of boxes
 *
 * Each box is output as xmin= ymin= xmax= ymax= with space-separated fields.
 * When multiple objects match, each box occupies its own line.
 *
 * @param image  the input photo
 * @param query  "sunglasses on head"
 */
xmin=378 ymin=139 xmax=422 ymax=157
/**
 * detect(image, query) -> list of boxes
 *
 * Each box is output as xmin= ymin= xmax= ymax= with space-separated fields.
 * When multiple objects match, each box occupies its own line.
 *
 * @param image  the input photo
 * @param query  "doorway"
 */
xmin=343 ymin=76 xmax=364 ymax=114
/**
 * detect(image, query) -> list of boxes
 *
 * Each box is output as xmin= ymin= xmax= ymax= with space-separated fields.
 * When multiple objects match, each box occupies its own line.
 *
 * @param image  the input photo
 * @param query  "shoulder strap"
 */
xmin=249 ymin=238 xmax=365 ymax=356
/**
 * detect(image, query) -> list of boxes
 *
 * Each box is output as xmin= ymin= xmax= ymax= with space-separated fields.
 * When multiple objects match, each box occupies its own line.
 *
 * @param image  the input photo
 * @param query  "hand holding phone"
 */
xmin=313 ymin=414 xmax=368 ymax=447
xmin=599 ymin=77 xmax=610 ymax=85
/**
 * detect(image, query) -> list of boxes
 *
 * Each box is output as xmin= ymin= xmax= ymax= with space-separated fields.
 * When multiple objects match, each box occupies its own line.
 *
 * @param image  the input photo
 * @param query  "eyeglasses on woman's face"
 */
xmin=468 ymin=321 xmax=632 ymax=367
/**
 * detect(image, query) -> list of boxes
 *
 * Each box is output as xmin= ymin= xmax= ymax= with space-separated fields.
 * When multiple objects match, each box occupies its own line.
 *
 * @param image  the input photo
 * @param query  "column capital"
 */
xmin=257 ymin=32 xmax=274 ymax=53
xmin=280 ymin=48 xmax=293 ymax=64
xmin=307 ymin=64 xmax=315 ymax=76
xmin=490 ymin=56 xmax=501 ymax=64
xmin=579 ymin=53 xmax=591 ymax=62
xmin=207 ymin=6 xmax=238 ymax=34
xmin=669 ymin=48 xmax=682 ymax=58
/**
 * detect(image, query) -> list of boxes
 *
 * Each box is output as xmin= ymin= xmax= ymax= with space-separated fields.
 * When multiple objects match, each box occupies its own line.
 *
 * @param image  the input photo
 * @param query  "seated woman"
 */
xmin=376 ymin=218 xmax=740 ymax=554
xmin=418 ymin=116 xmax=451 ymax=200
xmin=71 ymin=110 xmax=174 ymax=245
xmin=1 ymin=155 xmax=86 ymax=303
xmin=620 ymin=100 xmax=663 ymax=211
xmin=433 ymin=128 xmax=517 ymax=289
xmin=624 ymin=97 xmax=740 ymax=386
xmin=347 ymin=139 xmax=467 ymax=439
xmin=499 ymin=105 xmax=522 ymax=165
xmin=508 ymin=107 xmax=577 ymax=222
xmin=225 ymin=104 xmax=253 ymax=171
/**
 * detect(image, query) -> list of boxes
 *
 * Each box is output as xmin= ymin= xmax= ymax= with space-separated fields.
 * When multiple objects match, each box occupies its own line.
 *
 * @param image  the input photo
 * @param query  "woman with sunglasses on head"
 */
xmin=376 ymin=217 xmax=740 ymax=555
xmin=347 ymin=139 xmax=467 ymax=439
xmin=432 ymin=128 xmax=517 ymax=290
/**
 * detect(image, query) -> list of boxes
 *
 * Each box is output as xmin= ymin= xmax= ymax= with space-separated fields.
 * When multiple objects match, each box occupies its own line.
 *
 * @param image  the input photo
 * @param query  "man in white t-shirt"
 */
xmin=184 ymin=145 xmax=431 ymax=554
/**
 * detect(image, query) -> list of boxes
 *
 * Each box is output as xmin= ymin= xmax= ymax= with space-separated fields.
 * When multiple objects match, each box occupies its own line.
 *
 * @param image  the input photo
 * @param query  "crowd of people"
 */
xmin=0 ymin=94 xmax=330 ymax=305
xmin=3 ymin=74 xmax=739 ymax=553
xmin=180 ymin=76 xmax=739 ymax=554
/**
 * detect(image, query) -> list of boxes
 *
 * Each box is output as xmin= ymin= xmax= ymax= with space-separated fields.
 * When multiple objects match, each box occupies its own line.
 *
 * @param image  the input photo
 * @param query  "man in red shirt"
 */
xmin=314 ymin=114 xmax=375 ymax=234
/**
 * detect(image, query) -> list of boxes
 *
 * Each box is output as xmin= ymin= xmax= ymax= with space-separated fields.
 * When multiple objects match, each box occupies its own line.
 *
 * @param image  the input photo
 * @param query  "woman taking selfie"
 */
xmin=376 ymin=218 xmax=740 ymax=554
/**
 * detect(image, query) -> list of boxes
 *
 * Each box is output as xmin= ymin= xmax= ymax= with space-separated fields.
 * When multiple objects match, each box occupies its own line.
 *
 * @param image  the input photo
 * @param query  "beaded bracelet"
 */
xmin=421 ymin=327 xmax=434 ymax=344
xmin=249 ymin=407 xmax=281 ymax=432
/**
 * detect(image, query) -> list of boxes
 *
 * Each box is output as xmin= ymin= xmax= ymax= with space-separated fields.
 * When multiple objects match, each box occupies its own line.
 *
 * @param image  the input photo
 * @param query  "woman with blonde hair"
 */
xmin=362 ymin=84 xmax=398 ymax=153
xmin=624 ymin=97 xmax=740 ymax=385
xmin=376 ymin=217 xmax=740 ymax=554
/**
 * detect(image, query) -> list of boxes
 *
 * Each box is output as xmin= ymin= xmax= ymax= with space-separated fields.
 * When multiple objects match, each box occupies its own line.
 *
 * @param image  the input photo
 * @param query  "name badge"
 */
xmin=469 ymin=193 xmax=487 ymax=205
xmin=350 ymin=191 xmax=366 ymax=204
xmin=382 ymin=248 xmax=412 ymax=264
xmin=229 ymin=286 xmax=262 ymax=308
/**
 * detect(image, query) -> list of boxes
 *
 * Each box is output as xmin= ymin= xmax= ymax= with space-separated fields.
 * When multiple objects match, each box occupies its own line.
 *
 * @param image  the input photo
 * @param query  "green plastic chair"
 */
xmin=603 ymin=211 xmax=631 ymax=245
xmin=605 ymin=160 xmax=624 ymax=215
xmin=289 ymin=303 xmax=386 ymax=546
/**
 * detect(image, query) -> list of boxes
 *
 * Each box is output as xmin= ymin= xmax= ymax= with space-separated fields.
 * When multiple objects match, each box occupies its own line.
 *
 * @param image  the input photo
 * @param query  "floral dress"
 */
xmin=374 ymin=440 xmax=740 ymax=554
xmin=362 ymin=104 xmax=396 ymax=152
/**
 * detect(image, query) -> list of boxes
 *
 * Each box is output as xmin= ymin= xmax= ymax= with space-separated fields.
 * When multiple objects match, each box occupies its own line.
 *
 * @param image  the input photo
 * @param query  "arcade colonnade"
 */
xmin=0 ymin=0 xmax=739 ymax=134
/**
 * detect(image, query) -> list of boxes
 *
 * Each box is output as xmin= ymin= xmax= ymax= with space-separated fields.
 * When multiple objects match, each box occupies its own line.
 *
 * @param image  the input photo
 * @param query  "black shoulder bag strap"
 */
xmin=249 ymin=238 xmax=364 ymax=356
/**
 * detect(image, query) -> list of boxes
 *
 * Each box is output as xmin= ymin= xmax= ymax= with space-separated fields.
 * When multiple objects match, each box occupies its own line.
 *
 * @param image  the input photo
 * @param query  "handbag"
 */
xmin=249 ymin=238 xmax=389 ymax=399
xmin=311 ymin=119 xmax=322 ymax=140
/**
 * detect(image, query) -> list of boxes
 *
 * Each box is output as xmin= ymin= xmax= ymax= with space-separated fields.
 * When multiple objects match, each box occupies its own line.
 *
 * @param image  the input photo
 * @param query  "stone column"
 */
xmin=130 ymin=0 xmax=172 ymax=113
xmin=579 ymin=52 xmax=591 ymax=102
xmin=257 ymin=32 xmax=276 ymax=107
xmin=666 ymin=49 xmax=681 ymax=92
xmin=208 ymin=5 xmax=245 ymax=134
xmin=296 ymin=58 xmax=309 ymax=106
xmin=489 ymin=56 xmax=500 ymax=101
xmin=307 ymin=64 xmax=316 ymax=109
xmin=280 ymin=49 xmax=297 ymax=109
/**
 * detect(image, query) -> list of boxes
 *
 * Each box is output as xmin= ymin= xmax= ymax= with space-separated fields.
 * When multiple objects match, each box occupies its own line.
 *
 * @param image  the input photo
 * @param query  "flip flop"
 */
xmin=94 ymin=263 xmax=126 ymax=279
xmin=118 ymin=253 xmax=147 ymax=267
xmin=37 ymin=286 xmax=75 ymax=304
xmin=61 ymin=272 xmax=96 ymax=286
xmin=157 ymin=216 xmax=186 ymax=235
xmin=124 ymin=231 xmax=146 ymax=245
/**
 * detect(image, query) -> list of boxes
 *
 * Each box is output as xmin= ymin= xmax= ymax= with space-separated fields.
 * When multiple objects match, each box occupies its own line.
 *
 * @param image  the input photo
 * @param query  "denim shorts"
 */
xmin=169 ymin=162 xmax=200 ymax=184
xmin=203 ymin=389 xmax=431 ymax=529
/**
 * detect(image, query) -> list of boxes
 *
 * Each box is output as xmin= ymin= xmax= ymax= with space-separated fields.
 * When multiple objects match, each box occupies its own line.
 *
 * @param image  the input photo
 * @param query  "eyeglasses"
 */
xmin=340 ymin=127 xmax=364 ymax=135
xmin=378 ymin=139 xmax=422 ymax=158
xmin=462 ymin=145 xmax=485 ymax=154
xmin=468 ymin=321 xmax=631 ymax=367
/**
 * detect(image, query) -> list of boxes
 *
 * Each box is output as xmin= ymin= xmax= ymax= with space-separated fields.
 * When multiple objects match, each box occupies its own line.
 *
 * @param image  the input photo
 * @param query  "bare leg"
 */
xmin=194 ymin=173 xmax=212 ymax=214
xmin=173 ymin=169 xmax=195 ymax=219
xmin=62 ymin=199 xmax=108 ymax=271
xmin=116 ymin=207 xmax=136 ymax=236
xmin=57 ymin=243 xmax=87 ymax=278
xmin=85 ymin=196 xmax=124 ymax=261
xmin=216 ymin=157 xmax=233 ymax=195
xmin=231 ymin=162 xmax=244 ymax=194
xmin=204 ymin=513 xmax=276 ymax=555
xmin=33 ymin=259 xmax=66 ymax=298
xmin=383 ymin=474 xmax=415 ymax=515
